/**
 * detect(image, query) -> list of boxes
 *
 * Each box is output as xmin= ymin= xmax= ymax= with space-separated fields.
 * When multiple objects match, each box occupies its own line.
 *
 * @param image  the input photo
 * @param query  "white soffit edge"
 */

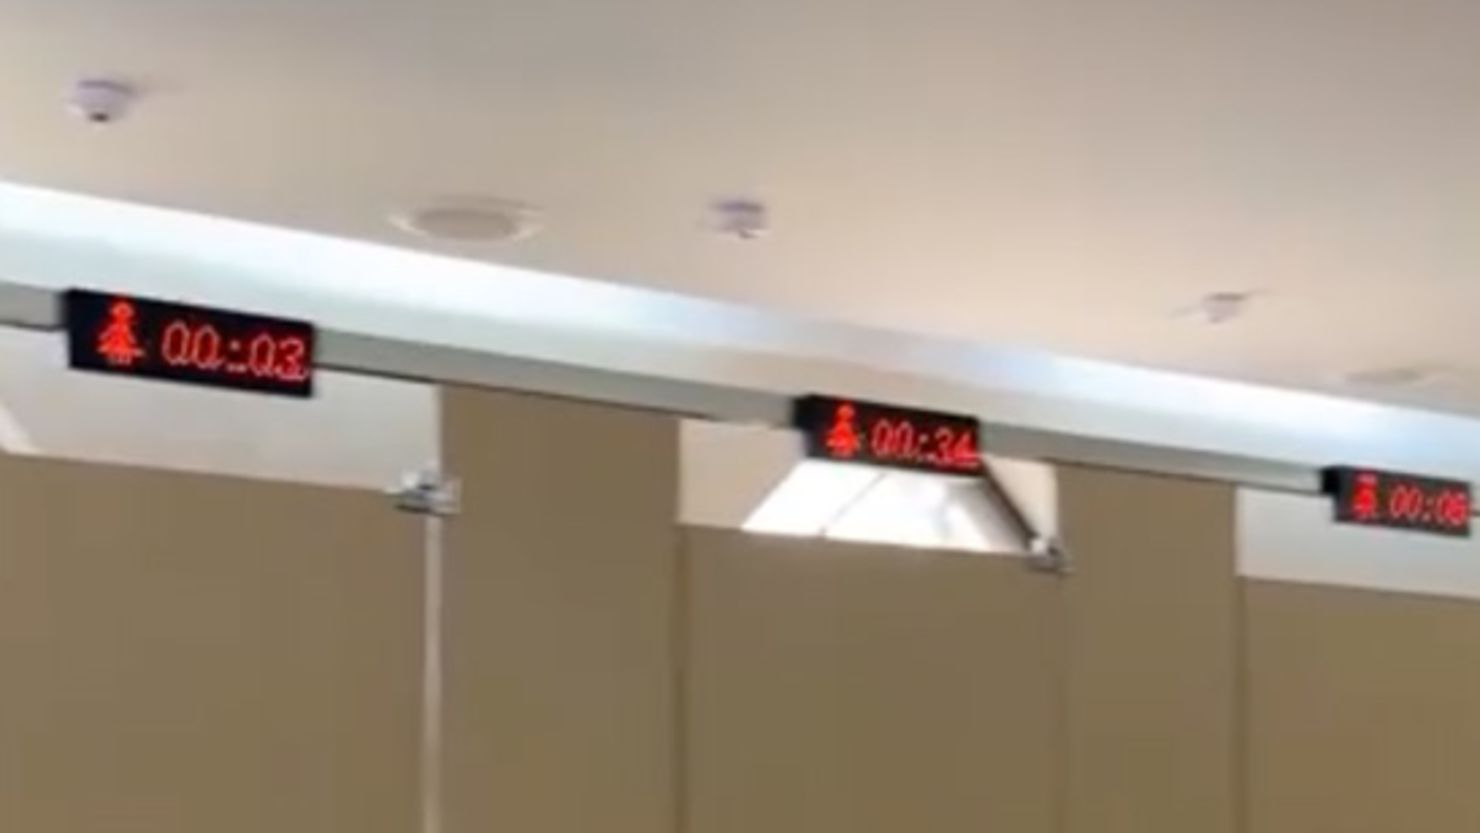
xmin=3 ymin=182 xmax=1480 ymax=485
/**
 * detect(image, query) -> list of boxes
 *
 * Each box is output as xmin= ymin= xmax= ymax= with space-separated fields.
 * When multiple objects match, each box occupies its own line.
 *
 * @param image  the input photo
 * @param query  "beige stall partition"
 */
xmin=441 ymin=388 xmax=679 ymax=833
xmin=1246 ymin=580 xmax=1480 ymax=832
xmin=683 ymin=529 xmax=1061 ymax=833
xmin=1058 ymin=467 xmax=1238 ymax=833
xmin=0 ymin=452 xmax=421 ymax=833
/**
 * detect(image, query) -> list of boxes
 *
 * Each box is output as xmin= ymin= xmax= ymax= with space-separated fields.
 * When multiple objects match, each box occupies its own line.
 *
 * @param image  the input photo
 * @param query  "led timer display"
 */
xmin=794 ymin=395 xmax=983 ymax=475
xmin=1323 ymin=466 xmax=1471 ymax=538
xmin=65 ymin=289 xmax=316 ymax=397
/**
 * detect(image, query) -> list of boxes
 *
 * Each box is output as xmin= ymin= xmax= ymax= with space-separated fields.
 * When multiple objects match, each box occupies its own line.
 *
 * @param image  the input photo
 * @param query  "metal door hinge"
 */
xmin=391 ymin=469 xmax=461 ymax=517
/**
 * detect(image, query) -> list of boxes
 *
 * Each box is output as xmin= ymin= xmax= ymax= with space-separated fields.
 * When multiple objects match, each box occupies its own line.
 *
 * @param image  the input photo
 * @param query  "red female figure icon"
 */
xmin=824 ymin=402 xmax=862 ymax=459
xmin=96 ymin=299 xmax=145 ymax=367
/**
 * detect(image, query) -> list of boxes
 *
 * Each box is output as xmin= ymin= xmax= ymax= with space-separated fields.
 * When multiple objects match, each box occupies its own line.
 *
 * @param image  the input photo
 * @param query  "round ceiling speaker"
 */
xmin=391 ymin=197 xmax=542 ymax=243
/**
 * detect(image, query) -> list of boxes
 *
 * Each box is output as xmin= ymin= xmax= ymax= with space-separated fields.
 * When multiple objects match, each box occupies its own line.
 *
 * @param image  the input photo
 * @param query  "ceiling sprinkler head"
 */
xmin=710 ymin=198 xmax=769 ymax=240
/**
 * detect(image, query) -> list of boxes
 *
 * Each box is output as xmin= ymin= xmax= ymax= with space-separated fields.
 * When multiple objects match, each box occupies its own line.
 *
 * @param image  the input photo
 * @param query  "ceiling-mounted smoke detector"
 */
xmin=67 ymin=78 xmax=136 ymax=124
xmin=391 ymin=197 xmax=542 ymax=243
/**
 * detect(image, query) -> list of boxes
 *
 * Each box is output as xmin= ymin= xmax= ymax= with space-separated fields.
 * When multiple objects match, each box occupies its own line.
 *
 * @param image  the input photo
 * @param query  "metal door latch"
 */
xmin=1027 ymin=535 xmax=1071 ymax=575
xmin=391 ymin=469 xmax=460 ymax=517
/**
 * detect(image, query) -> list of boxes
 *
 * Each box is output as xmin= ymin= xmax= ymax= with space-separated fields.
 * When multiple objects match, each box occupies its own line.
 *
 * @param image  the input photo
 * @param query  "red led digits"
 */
xmin=930 ymin=427 xmax=953 ymax=467
xmin=160 ymin=320 xmax=190 ymax=365
xmin=192 ymin=325 xmax=224 ymax=370
xmin=869 ymin=418 xmax=893 ymax=458
xmin=895 ymin=420 xmax=918 ymax=462
xmin=797 ymin=396 xmax=982 ymax=475
xmin=853 ymin=417 xmax=979 ymax=469
xmin=276 ymin=336 xmax=311 ymax=382
xmin=1439 ymin=489 xmax=1472 ymax=528
xmin=951 ymin=429 xmax=978 ymax=469
xmin=162 ymin=320 xmax=307 ymax=378
xmin=859 ymin=414 xmax=980 ymax=471
xmin=248 ymin=332 xmax=276 ymax=378
xmin=1388 ymin=483 xmax=1424 ymax=522
xmin=861 ymin=417 xmax=946 ymax=465
xmin=1372 ymin=477 xmax=1468 ymax=529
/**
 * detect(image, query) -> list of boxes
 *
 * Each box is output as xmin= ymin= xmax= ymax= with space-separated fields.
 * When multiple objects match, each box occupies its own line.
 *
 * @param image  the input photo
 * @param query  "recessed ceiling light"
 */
xmin=391 ymin=197 xmax=542 ymax=243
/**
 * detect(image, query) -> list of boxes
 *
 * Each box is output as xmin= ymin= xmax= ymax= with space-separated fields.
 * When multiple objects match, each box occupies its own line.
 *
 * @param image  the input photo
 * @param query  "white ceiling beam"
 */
xmin=0 ymin=280 xmax=1338 ymax=497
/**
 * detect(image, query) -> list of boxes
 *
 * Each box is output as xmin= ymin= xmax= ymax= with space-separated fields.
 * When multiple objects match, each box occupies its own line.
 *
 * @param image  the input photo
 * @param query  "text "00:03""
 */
xmin=160 ymin=321 xmax=310 ymax=382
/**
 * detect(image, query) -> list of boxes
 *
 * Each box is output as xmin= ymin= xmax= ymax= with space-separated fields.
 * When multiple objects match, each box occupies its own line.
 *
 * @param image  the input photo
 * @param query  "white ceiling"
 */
xmin=2 ymin=0 xmax=1480 ymax=410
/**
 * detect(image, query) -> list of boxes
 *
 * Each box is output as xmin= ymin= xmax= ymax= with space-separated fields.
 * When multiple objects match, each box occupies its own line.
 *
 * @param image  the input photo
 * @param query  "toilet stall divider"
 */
xmin=9 ymin=374 xmax=1472 ymax=833
xmin=392 ymin=470 xmax=461 ymax=833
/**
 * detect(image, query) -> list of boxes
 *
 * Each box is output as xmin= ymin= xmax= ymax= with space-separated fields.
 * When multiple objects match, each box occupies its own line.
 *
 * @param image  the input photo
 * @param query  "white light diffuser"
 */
xmin=742 ymin=460 xmax=881 ymax=537
xmin=826 ymin=471 xmax=1008 ymax=552
xmin=743 ymin=461 xmax=1014 ymax=554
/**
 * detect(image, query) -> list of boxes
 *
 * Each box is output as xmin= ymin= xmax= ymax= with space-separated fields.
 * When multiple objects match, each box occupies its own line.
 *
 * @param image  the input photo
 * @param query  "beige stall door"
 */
xmin=1057 ymin=467 xmax=1238 ymax=833
xmin=441 ymin=388 xmax=679 ymax=833
xmin=684 ymin=529 xmax=1061 ymax=833
xmin=1247 ymin=580 xmax=1480 ymax=832
xmin=0 ymin=453 xmax=422 ymax=833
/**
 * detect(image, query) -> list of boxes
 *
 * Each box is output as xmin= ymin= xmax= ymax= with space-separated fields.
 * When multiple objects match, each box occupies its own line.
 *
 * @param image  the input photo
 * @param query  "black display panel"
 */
xmin=794 ymin=395 xmax=983 ymax=475
xmin=65 ymin=289 xmax=316 ymax=397
xmin=1323 ymin=466 xmax=1471 ymax=538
